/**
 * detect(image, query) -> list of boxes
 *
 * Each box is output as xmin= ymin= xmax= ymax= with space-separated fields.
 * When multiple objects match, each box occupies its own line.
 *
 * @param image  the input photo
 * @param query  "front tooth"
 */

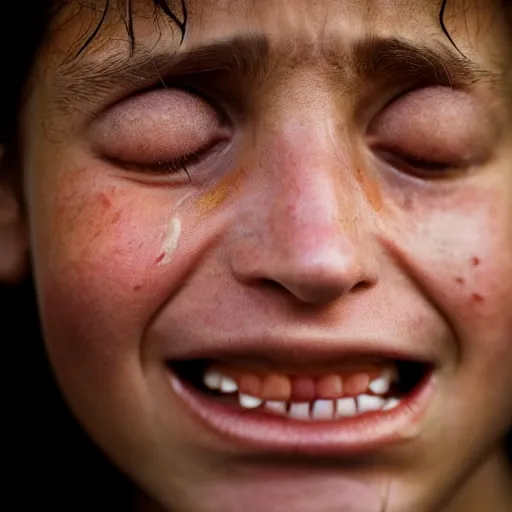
xmin=336 ymin=397 xmax=357 ymax=417
xmin=239 ymin=393 xmax=263 ymax=409
xmin=288 ymin=403 xmax=310 ymax=420
xmin=203 ymin=369 xmax=222 ymax=390
xmin=356 ymin=394 xmax=386 ymax=413
xmin=311 ymin=400 xmax=334 ymax=420
xmin=265 ymin=401 xmax=288 ymax=415
xmin=220 ymin=376 xmax=238 ymax=393
xmin=383 ymin=397 xmax=401 ymax=411
xmin=368 ymin=367 xmax=395 ymax=395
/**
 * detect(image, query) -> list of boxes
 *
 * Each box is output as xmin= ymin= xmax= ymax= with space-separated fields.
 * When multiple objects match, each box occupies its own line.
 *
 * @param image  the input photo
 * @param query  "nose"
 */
xmin=229 ymin=121 xmax=378 ymax=306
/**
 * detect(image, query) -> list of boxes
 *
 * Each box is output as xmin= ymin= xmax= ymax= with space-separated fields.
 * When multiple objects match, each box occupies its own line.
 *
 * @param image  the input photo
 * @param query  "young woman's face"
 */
xmin=18 ymin=0 xmax=512 ymax=511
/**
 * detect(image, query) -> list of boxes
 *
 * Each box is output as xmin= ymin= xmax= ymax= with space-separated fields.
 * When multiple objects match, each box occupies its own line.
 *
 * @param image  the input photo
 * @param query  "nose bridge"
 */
xmin=263 ymin=118 xmax=357 ymax=251
xmin=229 ymin=90 xmax=378 ymax=305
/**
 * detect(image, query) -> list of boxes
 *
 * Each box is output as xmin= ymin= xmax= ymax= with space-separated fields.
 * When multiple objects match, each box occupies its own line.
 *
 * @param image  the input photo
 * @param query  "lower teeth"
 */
xmin=230 ymin=393 xmax=401 ymax=420
xmin=271 ymin=395 xmax=401 ymax=420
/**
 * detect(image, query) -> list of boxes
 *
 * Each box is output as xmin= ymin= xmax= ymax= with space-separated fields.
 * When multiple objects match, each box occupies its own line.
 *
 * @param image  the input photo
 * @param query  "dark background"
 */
xmin=3 ymin=280 xmax=133 ymax=510
xmin=1 ymin=2 xmax=510 ymax=510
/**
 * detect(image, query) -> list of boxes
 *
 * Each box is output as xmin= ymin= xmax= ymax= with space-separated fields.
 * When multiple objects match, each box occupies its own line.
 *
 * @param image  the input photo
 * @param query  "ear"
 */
xmin=0 ymin=146 xmax=28 ymax=283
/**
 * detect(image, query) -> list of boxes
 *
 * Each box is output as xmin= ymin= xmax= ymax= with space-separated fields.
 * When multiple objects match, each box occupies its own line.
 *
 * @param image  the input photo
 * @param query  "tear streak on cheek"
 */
xmin=156 ymin=217 xmax=182 ymax=265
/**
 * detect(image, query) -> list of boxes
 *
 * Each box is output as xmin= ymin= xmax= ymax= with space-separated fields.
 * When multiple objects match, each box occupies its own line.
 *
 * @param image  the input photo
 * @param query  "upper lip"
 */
xmin=163 ymin=332 xmax=437 ymax=368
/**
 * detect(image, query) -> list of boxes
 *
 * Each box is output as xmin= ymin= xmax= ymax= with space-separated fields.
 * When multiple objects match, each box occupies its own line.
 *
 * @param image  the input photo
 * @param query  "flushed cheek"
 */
xmin=382 ymin=181 xmax=512 ymax=444
xmin=389 ymin=182 xmax=512 ymax=363
xmin=30 ymin=169 xmax=207 ymax=379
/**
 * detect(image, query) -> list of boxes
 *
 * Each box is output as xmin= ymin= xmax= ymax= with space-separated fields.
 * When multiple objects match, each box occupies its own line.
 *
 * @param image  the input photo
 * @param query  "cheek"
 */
xmin=29 ymin=164 xmax=193 ymax=382
xmin=389 ymin=180 xmax=512 ymax=364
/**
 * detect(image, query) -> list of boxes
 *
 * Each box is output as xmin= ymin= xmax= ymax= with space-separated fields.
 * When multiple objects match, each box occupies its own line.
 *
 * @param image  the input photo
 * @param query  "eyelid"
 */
xmin=368 ymin=85 xmax=496 ymax=179
xmin=90 ymin=86 xmax=232 ymax=170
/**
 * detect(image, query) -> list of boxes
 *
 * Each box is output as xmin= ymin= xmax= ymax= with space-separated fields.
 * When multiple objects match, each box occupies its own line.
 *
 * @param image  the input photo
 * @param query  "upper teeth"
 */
xmin=202 ymin=366 xmax=402 ymax=420
xmin=368 ymin=367 xmax=396 ymax=394
xmin=204 ymin=370 xmax=223 ymax=390
xmin=219 ymin=376 xmax=238 ymax=393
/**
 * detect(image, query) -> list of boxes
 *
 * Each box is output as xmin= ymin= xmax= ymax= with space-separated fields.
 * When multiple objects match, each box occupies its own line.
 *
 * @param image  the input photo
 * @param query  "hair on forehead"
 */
xmin=53 ymin=0 xmax=188 ymax=59
xmin=61 ymin=0 xmax=509 ymax=62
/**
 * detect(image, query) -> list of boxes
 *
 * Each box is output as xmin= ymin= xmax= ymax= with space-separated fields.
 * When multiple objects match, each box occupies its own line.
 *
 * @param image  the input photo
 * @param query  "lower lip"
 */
xmin=168 ymin=370 xmax=436 ymax=456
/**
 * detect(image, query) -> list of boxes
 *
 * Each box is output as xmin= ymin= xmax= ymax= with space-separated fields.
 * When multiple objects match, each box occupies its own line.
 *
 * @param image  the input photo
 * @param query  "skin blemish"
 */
xmin=355 ymin=167 xmax=383 ymax=212
xmin=472 ymin=257 xmax=481 ymax=267
xmin=455 ymin=277 xmax=465 ymax=285
xmin=98 ymin=192 xmax=111 ymax=209
xmin=196 ymin=168 xmax=245 ymax=215
xmin=157 ymin=217 xmax=182 ymax=265
xmin=472 ymin=293 xmax=484 ymax=303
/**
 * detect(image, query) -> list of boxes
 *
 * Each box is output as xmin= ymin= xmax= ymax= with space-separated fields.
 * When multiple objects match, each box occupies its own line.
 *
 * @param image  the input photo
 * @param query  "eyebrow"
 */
xmin=352 ymin=37 xmax=496 ymax=87
xmin=52 ymin=35 xmax=269 ymax=113
xmin=52 ymin=33 xmax=499 ymax=114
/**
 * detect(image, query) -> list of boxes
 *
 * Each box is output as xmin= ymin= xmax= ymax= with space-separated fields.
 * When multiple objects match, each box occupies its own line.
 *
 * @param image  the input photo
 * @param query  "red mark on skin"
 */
xmin=355 ymin=168 xmax=383 ymax=212
xmin=98 ymin=193 xmax=111 ymax=209
xmin=472 ymin=257 xmax=481 ymax=267
xmin=155 ymin=253 xmax=165 ymax=264
xmin=133 ymin=284 xmax=142 ymax=292
xmin=472 ymin=293 xmax=484 ymax=303
xmin=455 ymin=277 xmax=465 ymax=285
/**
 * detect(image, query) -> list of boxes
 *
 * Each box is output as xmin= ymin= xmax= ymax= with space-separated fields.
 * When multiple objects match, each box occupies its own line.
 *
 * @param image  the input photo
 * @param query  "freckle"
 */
xmin=472 ymin=293 xmax=484 ymax=303
xmin=455 ymin=277 xmax=465 ymax=285
xmin=472 ymin=257 xmax=481 ymax=267
xmin=133 ymin=284 xmax=142 ymax=291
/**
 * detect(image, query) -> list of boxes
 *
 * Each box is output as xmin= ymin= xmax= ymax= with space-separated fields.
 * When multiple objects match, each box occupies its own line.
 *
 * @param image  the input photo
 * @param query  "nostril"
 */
xmin=259 ymin=279 xmax=287 ymax=292
xmin=352 ymin=280 xmax=372 ymax=293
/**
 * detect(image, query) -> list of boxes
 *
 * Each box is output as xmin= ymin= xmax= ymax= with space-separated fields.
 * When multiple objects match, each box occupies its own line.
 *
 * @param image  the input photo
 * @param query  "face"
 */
xmin=13 ymin=0 xmax=512 ymax=511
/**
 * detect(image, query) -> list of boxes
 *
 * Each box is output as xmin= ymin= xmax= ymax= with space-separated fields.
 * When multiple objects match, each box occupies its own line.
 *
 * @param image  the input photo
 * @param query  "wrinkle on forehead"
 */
xmin=33 ymin=0 xmax=511 ymax=127
xmin=44 ymin=0 xmax=509 ymax=77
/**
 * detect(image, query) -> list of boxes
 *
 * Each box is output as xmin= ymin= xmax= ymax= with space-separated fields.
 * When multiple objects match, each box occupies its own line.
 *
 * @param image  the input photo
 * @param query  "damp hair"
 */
xmin=0 ymin=0 xmax=505 ymax=147
xmin=0 ymin=0 xmax=511 ymax=468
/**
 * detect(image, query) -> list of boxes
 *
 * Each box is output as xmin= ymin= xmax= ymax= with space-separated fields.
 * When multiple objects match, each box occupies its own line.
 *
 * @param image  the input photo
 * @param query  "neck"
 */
xmin=443 ymin=445 xmax=512 ymax=512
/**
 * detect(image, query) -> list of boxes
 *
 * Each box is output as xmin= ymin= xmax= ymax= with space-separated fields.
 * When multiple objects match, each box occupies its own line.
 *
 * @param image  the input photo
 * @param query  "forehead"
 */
xmin=47 ymin=0 xmax=505 ymax=52
xmin=36 ymin=0 xmax=509 ymax=120
xmin=39 ymin=0 xmax=510 ymax=94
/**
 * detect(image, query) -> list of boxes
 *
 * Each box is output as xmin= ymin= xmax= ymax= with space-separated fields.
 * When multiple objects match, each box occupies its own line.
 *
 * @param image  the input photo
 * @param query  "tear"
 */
xmin=157 ymin=217 xmax=182 ymax=265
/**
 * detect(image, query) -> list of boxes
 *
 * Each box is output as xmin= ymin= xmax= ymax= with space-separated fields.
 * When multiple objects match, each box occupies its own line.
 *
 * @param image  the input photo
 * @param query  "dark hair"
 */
xmin=1 ymin=2 xmax=511 ymax=507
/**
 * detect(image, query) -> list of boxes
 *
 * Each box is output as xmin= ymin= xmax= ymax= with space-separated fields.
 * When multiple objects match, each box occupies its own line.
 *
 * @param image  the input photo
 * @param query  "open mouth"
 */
xmin=167 ymin=357 xmax=435 ymax=455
